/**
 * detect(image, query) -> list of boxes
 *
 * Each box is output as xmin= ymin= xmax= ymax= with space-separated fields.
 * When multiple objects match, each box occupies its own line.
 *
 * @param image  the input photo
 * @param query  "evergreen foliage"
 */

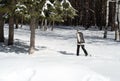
xmin=0 ymin=0 xmax=9 ymax=13
xmin=61 ymin=0 xmax=77 ymax=19
xmin=40 ymin=0 xmax=77 ymax=23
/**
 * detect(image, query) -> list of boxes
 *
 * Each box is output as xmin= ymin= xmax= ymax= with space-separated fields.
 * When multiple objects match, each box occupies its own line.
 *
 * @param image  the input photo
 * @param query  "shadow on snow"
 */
xmin=0 ymin=39 xmax=29 ymax=54
xmin=58 ymin=51 xmax=75 ymax=55
xmin=0 ymin=39 xmax=47 ymax=54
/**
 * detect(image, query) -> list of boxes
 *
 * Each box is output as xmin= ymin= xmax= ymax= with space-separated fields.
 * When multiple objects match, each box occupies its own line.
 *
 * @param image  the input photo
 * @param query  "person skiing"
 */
xmin=76 ymin=31 xmax=88 ymax=56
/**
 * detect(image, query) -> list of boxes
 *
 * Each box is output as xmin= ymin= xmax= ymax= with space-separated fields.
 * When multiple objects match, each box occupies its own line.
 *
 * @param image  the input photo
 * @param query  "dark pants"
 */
xmin=77 ymin=45 xmax=88 ymax=56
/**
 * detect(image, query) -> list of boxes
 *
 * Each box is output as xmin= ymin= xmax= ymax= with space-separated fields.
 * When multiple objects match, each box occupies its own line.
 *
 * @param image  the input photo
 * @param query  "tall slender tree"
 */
xmin=29 ymin=14 xmax=36 ymax=54
xmin=0 ymin=13 xmax=4 ymax=42
xmin=108 ymin=1 xmax=116 ymax=31
xmin=0 ymin=0 xmax=9 ymax=43
xmin=8 ymin=15 xmax=14 ymax=45
xmin=117 ymin=0 xmax=120 ymax=41
xmin=8 ymin=0 xmax=15 ymax=45
xmin=104 ymin=0 xmax=109 ymax=38
xmin=19 ymin=0 xmax=46 ymax=54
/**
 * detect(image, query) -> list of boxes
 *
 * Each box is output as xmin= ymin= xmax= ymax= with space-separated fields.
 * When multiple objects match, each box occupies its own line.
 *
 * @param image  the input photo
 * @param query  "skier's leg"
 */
xmin=81 ymin=45 xmax=88 ymax=56
xmin=76 ymin=45 xmax=80 ymax=56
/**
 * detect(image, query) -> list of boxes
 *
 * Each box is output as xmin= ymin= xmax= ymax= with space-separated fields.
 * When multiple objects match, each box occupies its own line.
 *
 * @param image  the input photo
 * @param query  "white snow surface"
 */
xmin=0 ymin=25 xmax=120 ymax=81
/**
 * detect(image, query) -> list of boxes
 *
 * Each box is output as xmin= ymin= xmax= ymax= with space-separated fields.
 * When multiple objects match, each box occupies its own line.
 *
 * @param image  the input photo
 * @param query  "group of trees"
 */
xmin=0 ymin=0 xmax=120 ymax=54
xmin=69 ymin=0 xmax=120 ymax=41
xmin=0 ymin=0 xmax=76 ymax=54
xmin=69 ymin=0 xmax=107 ymax=29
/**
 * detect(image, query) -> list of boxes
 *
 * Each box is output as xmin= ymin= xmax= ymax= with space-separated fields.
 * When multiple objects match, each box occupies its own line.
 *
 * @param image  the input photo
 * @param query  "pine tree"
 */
xmin=49 ymin=0 xmax=64 ymax=30
xmin=41 ymin=0 xmax=54 ymax=30
xmin=61 ymin=0 xmax=77 ymax=25
xmin=39 ymin=0 xmax=76 ymax=29
xmin=8 ymin=0 xmax=16 ymax=45
xmin=8 ymin=15 xmax=14 ymax=45
xmin=18 ymin=0 xmax=46 ymax=54
xmin=0 ymin=0 xmax=15 ymax=45
xmin=0 ymin=0 xmax=9 ymax=43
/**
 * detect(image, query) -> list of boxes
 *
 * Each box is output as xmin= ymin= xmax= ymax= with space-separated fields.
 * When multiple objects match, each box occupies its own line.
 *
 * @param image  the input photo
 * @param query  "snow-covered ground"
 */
xmin=0 ymin=25 xmax=120 ymax=81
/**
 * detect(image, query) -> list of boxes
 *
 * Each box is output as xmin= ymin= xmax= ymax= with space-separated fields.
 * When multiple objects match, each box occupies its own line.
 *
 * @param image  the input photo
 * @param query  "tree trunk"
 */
xmin=48 ymin=21 xmax=51 ymax=28
xmin=108 ymin=2 xmax=116 ymax=31
xmin=95 ymin=0 xmax=106 ymax=30
xmin=40 ymin=19 xmax=44 ymax=29
xmin=115 ymin=0 xmax=118 ymax=41
xmin=20 ymin=15 xmax=23 ymax=28
xmin=119 ymin=27 xmax=120 ymax=41
xmin=118 ymin=1 xmax=120 ymax=41
xmin=115 ymin=29 xmax=117 ymax=40
xmin=51 ymin=21 xmax=54 ymax=31
xmin=35 ymin=19 xmax=39 ymax=29
xmin=104 ymin=26 xmax=108 ymax=38
xmin=103 ymin=0 xmax=109 ymax=38
xmin=15 ymin=18 xmax=19 ymax=29
xmin=8 ymin=15 xmax=14 ymax=45
xmin=89 ymin=0 xmax=96 ymax=26
xmin=0 ymin=13 xmax=4 ymax=42
xmin=44 ymin=19 xmax=47 ymax=31
xmin=8 ymin=0 xmax=15 ymax=45
xmin=115 ymin=20 xmax=118 ymax=40
xmin=69 ymin=0 xmax=84 ymax=26
xmin=29 ymin=17 xmax=36 ymax=54
xmin=84 ymin=0 xmax=90 ymax=29
xmin=101 ymin=0 xmax=107 ymax=28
